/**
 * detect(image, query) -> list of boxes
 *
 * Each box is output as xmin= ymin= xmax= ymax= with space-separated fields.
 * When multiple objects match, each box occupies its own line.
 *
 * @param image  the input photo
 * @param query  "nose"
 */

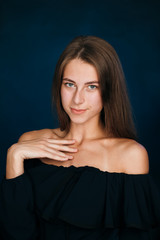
xmin=73 ymin=88 xmax=85 ymax=105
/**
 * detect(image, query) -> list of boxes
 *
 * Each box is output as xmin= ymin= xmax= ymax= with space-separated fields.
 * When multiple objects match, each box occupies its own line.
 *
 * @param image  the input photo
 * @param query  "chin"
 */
xmin=70 ymin=117 xmax=87 ymax=124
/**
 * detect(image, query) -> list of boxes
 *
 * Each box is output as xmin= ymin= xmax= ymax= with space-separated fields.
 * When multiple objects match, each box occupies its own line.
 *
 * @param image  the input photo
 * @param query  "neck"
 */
xmin=64 ymin=119 xmax=107 ymax=145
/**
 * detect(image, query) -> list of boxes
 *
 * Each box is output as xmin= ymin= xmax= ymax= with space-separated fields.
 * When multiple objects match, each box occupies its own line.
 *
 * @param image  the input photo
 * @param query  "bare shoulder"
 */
xmin=119 ymin=139 xmax=149 ymax=174
xmin=18 ymin=128 xmax=62 ymax=142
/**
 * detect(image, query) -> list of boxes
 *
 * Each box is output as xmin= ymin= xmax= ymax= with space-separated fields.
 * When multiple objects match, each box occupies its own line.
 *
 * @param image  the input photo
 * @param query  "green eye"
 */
xmin=65 ymin=83 xmax=74 ymax=87
xmin=88 ymin=85 xmax=97 ymax=89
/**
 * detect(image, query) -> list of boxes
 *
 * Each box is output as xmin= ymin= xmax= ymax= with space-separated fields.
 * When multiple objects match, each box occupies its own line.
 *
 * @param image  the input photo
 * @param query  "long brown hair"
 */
xmin=52 ymin=36 xmax=137 ymax=140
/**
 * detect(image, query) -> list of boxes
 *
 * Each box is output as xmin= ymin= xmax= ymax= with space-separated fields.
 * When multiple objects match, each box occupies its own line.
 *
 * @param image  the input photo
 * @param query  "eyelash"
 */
xmin=88 ymin=85 xmax=97 ymax=90
xmin=64 ymin=83 xmax=75 ymax=88
xmin=64 ymin=83 xmax=98 ymax=90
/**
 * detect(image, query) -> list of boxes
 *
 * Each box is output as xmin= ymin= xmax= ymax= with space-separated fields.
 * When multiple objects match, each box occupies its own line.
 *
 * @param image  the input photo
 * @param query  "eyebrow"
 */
xmin=62 ymin=78 xmax=99 ymax=85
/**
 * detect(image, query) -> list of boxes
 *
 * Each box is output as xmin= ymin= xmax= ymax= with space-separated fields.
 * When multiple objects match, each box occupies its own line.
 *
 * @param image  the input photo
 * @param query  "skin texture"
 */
xmin=61 ymin=59 xmax=103 ymax=127
xmin=6 ymin=59 xmax=149 ymax=179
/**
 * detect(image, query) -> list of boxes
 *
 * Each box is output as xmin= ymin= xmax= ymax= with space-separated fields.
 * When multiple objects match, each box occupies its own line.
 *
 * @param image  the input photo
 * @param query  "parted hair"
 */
xmin=52 ymin=35 xmax=137 ymax=140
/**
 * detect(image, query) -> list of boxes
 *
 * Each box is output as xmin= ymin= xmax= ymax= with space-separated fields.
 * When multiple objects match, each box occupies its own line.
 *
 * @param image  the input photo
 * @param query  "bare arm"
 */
xmin=6 ymin=131 xmax=77 ymax=179
xmin=122 ymin=141 xmax=149 ymax=174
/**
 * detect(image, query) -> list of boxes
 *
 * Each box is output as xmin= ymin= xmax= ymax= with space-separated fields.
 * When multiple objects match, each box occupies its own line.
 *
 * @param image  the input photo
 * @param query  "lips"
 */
xmin=71 ymin=108 xmax=86 ymax=114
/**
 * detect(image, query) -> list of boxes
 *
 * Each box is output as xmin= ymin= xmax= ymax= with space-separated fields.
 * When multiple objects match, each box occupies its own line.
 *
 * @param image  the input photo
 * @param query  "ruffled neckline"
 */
xmin=26 ymin=159 xmax=159 ymax=230
xmin=39 ymin=159 xmax=149 ymax=176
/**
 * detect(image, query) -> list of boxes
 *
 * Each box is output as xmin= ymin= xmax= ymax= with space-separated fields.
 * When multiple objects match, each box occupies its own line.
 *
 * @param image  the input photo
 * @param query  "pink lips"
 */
xmin=71 ymin=108 xmax=86 ymax=114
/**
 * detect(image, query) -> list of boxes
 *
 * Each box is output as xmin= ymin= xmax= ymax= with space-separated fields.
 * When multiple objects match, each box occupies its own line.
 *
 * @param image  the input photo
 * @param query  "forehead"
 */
xmin=63 ymin=59 xmax=99 ymax=83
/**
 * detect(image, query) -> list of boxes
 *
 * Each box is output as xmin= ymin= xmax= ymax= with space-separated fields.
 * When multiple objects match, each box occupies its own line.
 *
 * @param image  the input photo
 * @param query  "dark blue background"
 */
xmin=0 ymin=0 xmax=160 ymax=183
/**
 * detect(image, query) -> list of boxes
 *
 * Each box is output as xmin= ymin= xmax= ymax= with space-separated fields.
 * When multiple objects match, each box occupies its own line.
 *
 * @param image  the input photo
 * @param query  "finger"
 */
xmin=47 ymin=139 xmax=76 ymax=145
xmin=44 ymin=147 xmax=74 ymax=159
xmin=46 ymin=143 xmax=77 ymax=152
xmin=44 ymin=150 xmax=72 ymax=161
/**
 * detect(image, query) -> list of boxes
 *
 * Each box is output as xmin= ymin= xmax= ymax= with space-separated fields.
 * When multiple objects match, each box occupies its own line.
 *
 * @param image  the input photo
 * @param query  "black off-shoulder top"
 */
xmin=0 ymin=159 xmax=160 ymax=240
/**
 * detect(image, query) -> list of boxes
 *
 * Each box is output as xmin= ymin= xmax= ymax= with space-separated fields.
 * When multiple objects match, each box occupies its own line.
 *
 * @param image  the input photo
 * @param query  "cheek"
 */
xmin=61 ymin=87 xmax=71 ymax=106
xmin=89 ymin=93 xmax=103 ymax=108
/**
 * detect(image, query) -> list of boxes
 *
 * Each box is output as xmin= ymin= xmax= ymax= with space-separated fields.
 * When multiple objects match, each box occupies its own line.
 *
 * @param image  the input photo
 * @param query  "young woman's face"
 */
xmin=61 ymin=58 xmax=103 ymax=125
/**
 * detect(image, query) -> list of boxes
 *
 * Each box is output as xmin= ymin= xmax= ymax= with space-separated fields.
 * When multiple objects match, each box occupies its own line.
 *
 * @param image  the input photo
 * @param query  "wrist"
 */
xmin=6 ymin=145 xmax=24 ymax=179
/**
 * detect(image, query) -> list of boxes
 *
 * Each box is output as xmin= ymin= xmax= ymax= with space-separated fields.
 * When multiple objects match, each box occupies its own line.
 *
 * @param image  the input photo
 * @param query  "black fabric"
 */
xmin=0 ymin=159 xmax=160 ymax=240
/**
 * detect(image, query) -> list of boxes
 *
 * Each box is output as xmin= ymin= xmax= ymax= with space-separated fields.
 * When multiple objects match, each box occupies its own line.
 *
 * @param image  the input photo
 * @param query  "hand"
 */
xmin=6 ymin=138 xmax=77 ymax=179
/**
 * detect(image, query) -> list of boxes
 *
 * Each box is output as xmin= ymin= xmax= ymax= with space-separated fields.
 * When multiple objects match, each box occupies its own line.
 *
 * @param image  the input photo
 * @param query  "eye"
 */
xmin=64 ymin=82 xmax=75 ymax=88
xmin=88 ymin=85 xmax=98 ymax=90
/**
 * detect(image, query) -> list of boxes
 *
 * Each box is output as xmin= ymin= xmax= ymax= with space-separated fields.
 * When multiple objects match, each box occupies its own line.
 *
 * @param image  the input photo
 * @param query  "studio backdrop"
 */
xmin=0 ymin=0 xmax=159 ymax=183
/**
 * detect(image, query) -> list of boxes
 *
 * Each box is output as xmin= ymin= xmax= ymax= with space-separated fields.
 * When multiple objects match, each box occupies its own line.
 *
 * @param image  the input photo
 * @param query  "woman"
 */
xmin=0 ymin=36 xmax=160 ymax=239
